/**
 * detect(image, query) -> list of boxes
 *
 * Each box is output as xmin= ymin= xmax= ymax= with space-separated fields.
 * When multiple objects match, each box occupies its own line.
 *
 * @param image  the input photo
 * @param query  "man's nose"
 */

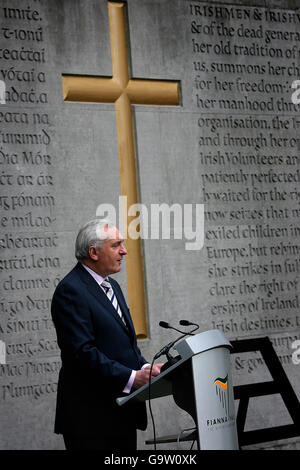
xmin=120 ymin=243 xmax=127 ymax=255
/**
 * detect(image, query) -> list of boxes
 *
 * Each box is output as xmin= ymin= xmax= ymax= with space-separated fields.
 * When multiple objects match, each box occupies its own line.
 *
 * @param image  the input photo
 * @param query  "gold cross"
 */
xmin=62 ymin=1 xmax=180 ymax=338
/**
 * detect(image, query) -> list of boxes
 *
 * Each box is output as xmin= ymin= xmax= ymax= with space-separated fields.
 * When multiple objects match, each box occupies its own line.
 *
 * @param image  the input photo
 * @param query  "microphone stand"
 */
xmin=155 ymin=323 xmax=199 ymax=372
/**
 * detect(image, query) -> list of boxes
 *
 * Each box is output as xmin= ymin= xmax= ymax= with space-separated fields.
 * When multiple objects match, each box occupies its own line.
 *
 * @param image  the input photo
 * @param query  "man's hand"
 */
xmin=132 ymin=363 xmax=164 ymax=390
xmin=150 ymin=363 xmax=164 ymax=376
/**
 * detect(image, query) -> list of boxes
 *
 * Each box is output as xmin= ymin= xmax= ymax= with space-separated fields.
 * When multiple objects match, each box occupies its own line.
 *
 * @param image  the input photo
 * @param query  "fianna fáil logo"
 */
xmin=206 ymin=374 xmax=235 ymax=430
xmin=214 ymin=375 xmax=229 ymax=414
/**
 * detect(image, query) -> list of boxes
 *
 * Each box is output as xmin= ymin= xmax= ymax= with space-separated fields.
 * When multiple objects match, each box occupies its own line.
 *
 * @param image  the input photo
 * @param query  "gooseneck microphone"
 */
xmin=153 ymin=337 xmax=182 ymax=361
xmin=154 ymin=320 xmax=199 ymax=361
xmin=159 ymin=320 xmax=191 ymax=336
xmin=179 ymin=319 xmax=200 ymax=332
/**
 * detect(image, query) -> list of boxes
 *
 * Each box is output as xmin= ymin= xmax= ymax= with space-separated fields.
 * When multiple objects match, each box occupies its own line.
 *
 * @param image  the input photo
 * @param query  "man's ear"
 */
xmin=88 ymin=246 xmax=99 ymax=261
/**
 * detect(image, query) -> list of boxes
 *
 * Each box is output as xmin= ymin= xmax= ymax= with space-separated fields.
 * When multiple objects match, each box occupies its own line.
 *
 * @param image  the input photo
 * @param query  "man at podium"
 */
xmin=51 ymin=218 xmax=163 ymax=450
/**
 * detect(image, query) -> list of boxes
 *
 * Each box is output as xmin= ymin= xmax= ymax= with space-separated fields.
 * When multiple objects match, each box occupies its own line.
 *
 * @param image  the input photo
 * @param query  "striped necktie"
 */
xmin=101 ymin=279 xmax=127 ymax=326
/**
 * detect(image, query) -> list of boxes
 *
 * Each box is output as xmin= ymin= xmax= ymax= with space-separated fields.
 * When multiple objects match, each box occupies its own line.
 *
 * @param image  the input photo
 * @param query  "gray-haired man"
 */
xmin=51 ymin=219 xmax=162 ymax=450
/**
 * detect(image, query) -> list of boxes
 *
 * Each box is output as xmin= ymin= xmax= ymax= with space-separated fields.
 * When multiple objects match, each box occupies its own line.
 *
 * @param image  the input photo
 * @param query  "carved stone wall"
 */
xmin=0 ymin=0 xmax=299 ymax=450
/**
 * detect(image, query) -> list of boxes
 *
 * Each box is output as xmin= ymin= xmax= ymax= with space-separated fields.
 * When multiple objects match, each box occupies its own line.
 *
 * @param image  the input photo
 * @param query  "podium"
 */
xmin=117 ymin=329 xmax=239 ymax=450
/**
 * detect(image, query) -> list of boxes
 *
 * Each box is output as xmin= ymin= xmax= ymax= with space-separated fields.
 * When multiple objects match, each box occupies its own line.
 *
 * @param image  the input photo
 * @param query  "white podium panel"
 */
xmin=192 ymin=347 xmax=238 ymax=449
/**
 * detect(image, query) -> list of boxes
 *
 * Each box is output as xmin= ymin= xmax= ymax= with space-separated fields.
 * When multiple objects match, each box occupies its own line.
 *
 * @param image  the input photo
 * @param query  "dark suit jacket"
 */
xmin=51 ymin=262 xmax=148 ymax=437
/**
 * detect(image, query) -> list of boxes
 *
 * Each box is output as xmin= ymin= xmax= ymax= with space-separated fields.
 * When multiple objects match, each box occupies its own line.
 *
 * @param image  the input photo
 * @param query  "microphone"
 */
xmin=153 ymin=333 xmax=186 ymax=361
xmin=159 ymin=320 xmax=190 ymax=335
xmin=158 ymin=321 xmax=170 ymax=329
xmin=179 ymin=319 xmax=200 ymax=333
xmin=154 ymin=321 xmax=198 ymax=362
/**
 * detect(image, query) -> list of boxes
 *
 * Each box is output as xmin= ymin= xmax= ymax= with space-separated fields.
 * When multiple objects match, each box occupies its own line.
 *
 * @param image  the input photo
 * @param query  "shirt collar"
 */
xmin=81 ymin=263 xmax=107 ymax=287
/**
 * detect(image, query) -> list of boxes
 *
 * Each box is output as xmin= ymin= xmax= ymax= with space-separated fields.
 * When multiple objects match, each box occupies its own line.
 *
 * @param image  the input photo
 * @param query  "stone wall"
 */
xmin=0 ymin=0 xmax=299 ymax=449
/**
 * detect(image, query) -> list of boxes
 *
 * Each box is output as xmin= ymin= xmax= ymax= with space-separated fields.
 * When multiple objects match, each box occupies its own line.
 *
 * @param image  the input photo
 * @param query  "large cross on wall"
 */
xmin=62 ymin=1 xmax=180 ymax=337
